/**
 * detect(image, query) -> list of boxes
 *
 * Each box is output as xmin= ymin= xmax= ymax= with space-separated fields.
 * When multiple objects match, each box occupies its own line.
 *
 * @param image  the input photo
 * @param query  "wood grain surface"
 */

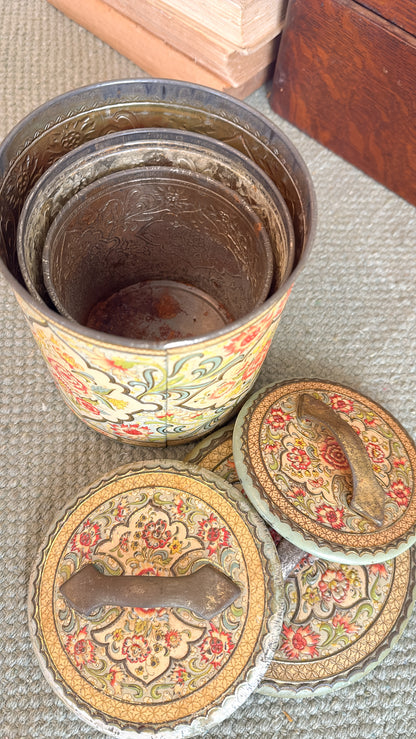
xmin=271 ymin=0 xmax=416 ymax=205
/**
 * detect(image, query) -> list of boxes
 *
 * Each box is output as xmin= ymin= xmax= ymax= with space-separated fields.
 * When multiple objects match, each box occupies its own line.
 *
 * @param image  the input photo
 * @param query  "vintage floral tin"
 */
xmin=28 ymin=460 xmax=284 ymax=737
xmin=0 ymin=79 xmax=316 ymax=446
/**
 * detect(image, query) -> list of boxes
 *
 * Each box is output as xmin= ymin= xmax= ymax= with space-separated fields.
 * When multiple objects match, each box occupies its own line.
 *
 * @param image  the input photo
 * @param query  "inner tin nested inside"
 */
xmin=43 ymin=166 xmax=274 ymax=342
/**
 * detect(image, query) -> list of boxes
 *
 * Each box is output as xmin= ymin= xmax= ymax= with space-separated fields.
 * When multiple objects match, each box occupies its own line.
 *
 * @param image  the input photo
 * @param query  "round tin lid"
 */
xmin=186 ymin=427 xmax=416 ymax=696
xmin=261 ymin=547 xmax=416 ymax=697
xmin=28 ymin=460 xmax=284 ymax=739
xmin=233 ymin=379 xmax=416 ymax=565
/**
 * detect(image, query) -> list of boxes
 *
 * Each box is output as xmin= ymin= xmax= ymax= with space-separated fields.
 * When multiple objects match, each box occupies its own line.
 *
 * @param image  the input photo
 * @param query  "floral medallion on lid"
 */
xmin=28 ymin=460 xmax=284 ymax=738
xmin=233 ymin=379 xmax=416 ymax=564
xmin=260 ymin=547 xmax=416 ymax=696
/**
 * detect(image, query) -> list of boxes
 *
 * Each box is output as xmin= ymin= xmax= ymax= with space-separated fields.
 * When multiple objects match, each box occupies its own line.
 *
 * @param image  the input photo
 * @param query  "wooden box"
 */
xmin=270 ymin=0 xmax=416 ymax=206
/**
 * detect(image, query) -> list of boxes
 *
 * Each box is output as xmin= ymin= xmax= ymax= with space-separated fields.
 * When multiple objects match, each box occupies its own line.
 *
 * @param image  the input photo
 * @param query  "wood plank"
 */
xmin=357 ymin=0 xmax=416 ymax=38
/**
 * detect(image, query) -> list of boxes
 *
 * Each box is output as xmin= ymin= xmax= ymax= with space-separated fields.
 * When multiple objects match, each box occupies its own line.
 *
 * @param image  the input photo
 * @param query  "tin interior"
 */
xmin=17 ymin=127 xmax=295 ymax=314
xmin=42 ymin=166 xmax=274 ymax=340
xmin=0 ymin=79 xmax=316 ymax=351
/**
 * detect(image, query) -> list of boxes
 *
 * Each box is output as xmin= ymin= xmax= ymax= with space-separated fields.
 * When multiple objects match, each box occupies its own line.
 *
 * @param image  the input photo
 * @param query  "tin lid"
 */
xmin=233 ymin=379 xmax=416 ymax=565
xmin=261 ymin=547 xmax=416 ymax=697
xmin=28 ymin=460 xmax=284 ymax=739
xmin=185 ymin=425 xmax=416 ymax=696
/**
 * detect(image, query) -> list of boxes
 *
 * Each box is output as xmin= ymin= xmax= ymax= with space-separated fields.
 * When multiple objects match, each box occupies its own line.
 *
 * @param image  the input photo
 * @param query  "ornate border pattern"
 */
xmin=28 ymin=461 xmax=284 ymax=737
xmin=234 ymin=379 xmax=416 ymax=564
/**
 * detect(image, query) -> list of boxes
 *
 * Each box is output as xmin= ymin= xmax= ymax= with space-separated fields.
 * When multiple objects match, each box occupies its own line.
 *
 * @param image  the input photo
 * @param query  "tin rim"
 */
xmin=0 ymin=78 xmax=317 ymax=352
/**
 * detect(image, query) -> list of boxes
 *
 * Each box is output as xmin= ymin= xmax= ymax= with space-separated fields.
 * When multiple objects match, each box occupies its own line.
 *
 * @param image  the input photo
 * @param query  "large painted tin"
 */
xmin=0 ymin=79 xmax=316 ymax=446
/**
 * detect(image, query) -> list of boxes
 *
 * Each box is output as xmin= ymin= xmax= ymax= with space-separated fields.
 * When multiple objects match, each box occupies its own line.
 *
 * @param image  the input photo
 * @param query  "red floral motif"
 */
xmin=280 ymin=623 xmax=320 ymax=660
xmin=198 ymin=513 xmax=231 ymax=556
xmin=200 ymin=625 xmax=234 ymax=668
xmin=142 ymin=519 xmax=172 ymax=549
xmin=316 ymin=504 xmax=345 ymax=529
xmin=165 ymin=630 xmax=182 ymax=649
xmin=332 ymin=614 xmax=358 ymax=634
xmin=122 ymin=635 xmax=151 ymax=663
xmin=79 ymin=398 xmax=101 ymax=415
xmin=241 ymin=340 xmax=272 ymax=382
xmin=387 ymin=480 xmax=410 ymax=507
xmin=329 ymin=395 xmax=353 ymax=414
xmin=174 ymin=666 xmax=188 ymax=685
xmin=318 ymin=568 xmax=350 ymax=603
xmin=101 ymin=357 xmax=135 ymax=372
xmin=365 ymin=442 xmax=385 ymax=465
xmin=369 ymin=562 xmax=388 ymax=578
xmin=287 ymin=486 xmax=306 ymax=499
xmin=65 ymin=626 xmax=95 ymax=669
xmin=223 ymin=313 xmax=273 ymax=356
xmin=287 ymin=447 xmax=311 ymax=471
xmin=118 ymin=533 xmax=130 ymax=552
xmin=47 ymin=357 xmax=89 ymax=395
xmin=109 ymin=422 xmax=152 ymax=437
xmin=115 ymin=503 xmax=127 ymax=521
xmin=292 ymin=553 xmax=315 ymax=575
xmin=363 ymin=415 xmax=379 ymax=427
xmin=205 ymin=381 xmax=236 ymax=402
xmin=266 ymin=405 xmax=293 ymax=431
xmin=309 ymin=476 xmax=325 ymax=488
xmin=393 ymin=457 xmax=407 ymax=468
xmin=320 ymin=436 xmax=350 ymax=471
xmin=223 ymin=325 xmax=262 ymax=354
xmin=70 ymin=519 xmax=101 ymax=559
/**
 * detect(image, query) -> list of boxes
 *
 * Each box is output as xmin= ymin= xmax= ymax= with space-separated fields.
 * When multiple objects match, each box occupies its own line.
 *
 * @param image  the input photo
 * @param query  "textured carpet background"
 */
xmin=1 ymin=1 xmax=415 ymax=737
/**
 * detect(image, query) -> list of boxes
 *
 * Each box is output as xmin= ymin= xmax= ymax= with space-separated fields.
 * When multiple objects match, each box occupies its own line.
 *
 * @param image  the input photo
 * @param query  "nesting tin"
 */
xmin=27 ymin=377 xmax=416 ymax=731
xmin=0 ymin=79 xmax=316 ymax=446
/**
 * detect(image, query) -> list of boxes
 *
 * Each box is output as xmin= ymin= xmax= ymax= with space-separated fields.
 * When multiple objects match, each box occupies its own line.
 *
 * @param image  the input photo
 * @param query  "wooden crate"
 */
xmin=270 ymin=0 xmax=416 ymax=206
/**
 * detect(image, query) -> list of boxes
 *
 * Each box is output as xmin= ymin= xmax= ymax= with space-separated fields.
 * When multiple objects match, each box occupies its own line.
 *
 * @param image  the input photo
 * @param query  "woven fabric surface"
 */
xmin=1 ymin=1 xmax=416 ymax=738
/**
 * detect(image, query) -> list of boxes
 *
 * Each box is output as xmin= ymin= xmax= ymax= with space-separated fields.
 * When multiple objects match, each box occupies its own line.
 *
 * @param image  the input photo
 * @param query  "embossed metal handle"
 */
xmin=60 ymin=563 xmax=241 ymax=619
xmin=298 ymin=393 xmax=385 ymax=526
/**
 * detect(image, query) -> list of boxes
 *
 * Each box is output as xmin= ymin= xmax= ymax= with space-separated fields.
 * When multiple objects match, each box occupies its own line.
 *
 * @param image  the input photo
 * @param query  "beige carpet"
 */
xmin=1 ymin=1 xmax=416 ymax=738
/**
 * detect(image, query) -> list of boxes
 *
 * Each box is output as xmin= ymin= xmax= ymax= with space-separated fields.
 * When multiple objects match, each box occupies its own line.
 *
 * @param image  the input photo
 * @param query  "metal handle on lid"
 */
xmin=298 ymin=393 xmax=385 ymax=526
xmin=60 ymin=562 xmax=241 ymax=620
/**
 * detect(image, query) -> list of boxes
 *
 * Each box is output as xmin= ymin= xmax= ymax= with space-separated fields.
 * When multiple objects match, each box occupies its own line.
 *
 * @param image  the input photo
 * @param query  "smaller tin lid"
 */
xmin=28 ymin=460 xmax=284 ymax=739
xmin=261 ymin=547 xmax=416 ymax=697
xmin=185 ymin=424 xmax=283 ymax=552
xmin=233 ymin=379 xmax=416 ymax=565
xmin=185 ymin=425 xmax=416 ymax=697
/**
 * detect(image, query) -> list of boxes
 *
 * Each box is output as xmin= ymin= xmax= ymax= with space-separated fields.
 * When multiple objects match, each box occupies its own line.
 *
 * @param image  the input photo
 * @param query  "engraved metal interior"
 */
xmin=0 ymin=81 xmax=315 ymax=344
xmin=17 ymin=127 xmax=295 ymax=310
xmin=42 ymin=166 xmax=275 ymax=341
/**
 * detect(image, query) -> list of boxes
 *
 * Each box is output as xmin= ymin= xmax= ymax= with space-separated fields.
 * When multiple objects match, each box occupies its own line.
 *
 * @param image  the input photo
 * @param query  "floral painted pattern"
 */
xmin=18 ymin=288 xmax=290 ymax=445
xmin=259 ymin=388 xmax=414 ymax=533
xmin=53 ymin=481 xmax=249 ymax=700
xmin=280 ymin=623 xmax=320 ymax=660
xmin=275 ymin=555 xmax=396 ymax=662
xmin=186 ymin=430 xmax=283 ymax=548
